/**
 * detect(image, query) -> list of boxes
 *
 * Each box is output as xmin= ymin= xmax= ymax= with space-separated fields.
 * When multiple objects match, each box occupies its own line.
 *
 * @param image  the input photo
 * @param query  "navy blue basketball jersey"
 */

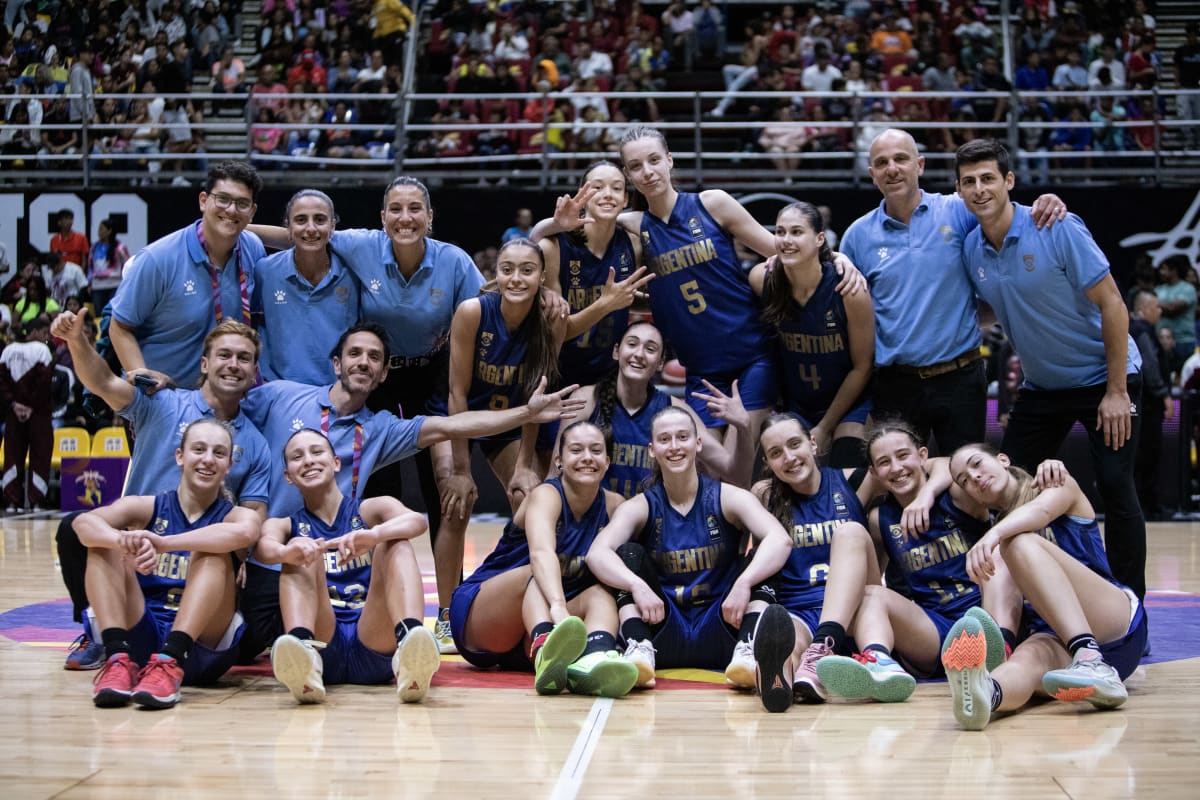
xmin=138 ymin=490 xmax=235 ymax=622
xmin=557 ymin=230 xmax=636 ymax=387
xmin=639 ymin=193 xmax=771 ymax=374
xmin=290 ymin=496 xmax=372 ymax=624
xmin=1041 ymin=515 xmax=1115 ymax=581
xmin=595 ymin=387 xmax=673 ymax=498
xmin=547 ymin=477 xmax=608 ymax=600
xmin=877 ymin=490 xmax=988 ymax=617
xmin=778 ymin=468 xmax=866 ymax=610
xmin=637 ymin=474 xmax=741 ymax=614
xmin=460 ymin=519 xmax=532 ymax=591
xmin=775 ymin=261 xmax=860 ymax=423
xmin=470 ymin=291 xmax=530 ymax=411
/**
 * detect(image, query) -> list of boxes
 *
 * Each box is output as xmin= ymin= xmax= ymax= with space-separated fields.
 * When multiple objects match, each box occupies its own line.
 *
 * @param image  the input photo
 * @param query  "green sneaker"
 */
xmin=534 ymin=617 xmax=587 ymax=695
xmin=965 ymin=607 xmax=1006 ymax=671
xmin=567 ymin=650 xmax=639 ymax=698
xmin=816 ymin=650 xmax=915 ymax=703
xmin=941 ymin=616 xmax=992 ymax=731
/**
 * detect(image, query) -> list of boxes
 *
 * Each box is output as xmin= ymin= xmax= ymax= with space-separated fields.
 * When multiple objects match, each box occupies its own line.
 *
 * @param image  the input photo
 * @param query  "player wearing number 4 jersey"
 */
xmin=79 ymin=419 xmax=261 ymax=710
xmin=255 ymin=429 xmax=440 ymax=704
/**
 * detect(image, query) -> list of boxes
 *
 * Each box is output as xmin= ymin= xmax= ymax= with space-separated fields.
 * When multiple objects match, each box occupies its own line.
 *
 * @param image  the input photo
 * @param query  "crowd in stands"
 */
xmin=0 ymin=1 xmax=1194 ymax=172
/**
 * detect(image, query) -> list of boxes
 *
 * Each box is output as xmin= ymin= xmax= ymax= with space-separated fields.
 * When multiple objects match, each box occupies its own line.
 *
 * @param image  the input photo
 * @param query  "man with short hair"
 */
xmin=955 ymin=137 xmax=1146 ymax=601
xmin=49 ymin=208 xmax=89 ymax=270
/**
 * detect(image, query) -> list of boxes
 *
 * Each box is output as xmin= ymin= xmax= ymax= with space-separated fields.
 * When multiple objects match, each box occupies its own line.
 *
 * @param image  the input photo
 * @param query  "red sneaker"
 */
xmin=131 ymin=654 xmax=184 ymax=709
xmin=93 ymin=653 xmax=139 ymax=708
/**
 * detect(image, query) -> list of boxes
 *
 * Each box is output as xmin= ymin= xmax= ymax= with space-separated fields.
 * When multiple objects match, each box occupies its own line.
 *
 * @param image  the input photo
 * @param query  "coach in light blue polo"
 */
xmin=110 ymin=162 xmax=267 ymax=388
xmin=252 ymin=247 xmax=360 ymax=384
xmin=955 ymin=137 xmax=1146 ymax=604
xmin=121 ymin=386 xmax=272 ymax=503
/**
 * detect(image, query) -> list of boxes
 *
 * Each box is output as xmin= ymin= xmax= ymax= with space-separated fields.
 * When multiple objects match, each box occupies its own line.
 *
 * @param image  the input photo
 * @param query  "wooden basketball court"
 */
xmin=2 ymin=514 xmax=1198 ymax=798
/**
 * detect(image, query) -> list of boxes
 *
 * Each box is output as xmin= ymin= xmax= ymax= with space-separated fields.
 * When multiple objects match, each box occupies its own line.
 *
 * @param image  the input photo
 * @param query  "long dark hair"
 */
xmin=761 ymin=202 xmax=834 ymax=327
xmin=497 ymin=237 xmax=560 ymax=401
xmin=758 ymin=412 xmax=813 ymax=533
xmin=592 ymin=320 xmax=661 ymax=441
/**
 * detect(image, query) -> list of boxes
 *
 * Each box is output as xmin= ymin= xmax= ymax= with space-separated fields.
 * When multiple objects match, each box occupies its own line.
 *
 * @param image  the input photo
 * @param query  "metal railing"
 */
xmin=1 ymin=88 xmax=1197 ymax=189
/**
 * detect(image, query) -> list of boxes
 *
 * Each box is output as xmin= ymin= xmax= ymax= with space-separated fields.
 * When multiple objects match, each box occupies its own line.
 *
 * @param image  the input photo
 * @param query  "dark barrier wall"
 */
xmin=6 ymin=185 xmax=1199 ymax=513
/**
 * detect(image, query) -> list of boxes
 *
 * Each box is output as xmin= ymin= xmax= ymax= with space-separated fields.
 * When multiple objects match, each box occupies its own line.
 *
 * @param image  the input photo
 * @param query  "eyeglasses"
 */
xmin=208 ymin=192 xmax=254 ymax=213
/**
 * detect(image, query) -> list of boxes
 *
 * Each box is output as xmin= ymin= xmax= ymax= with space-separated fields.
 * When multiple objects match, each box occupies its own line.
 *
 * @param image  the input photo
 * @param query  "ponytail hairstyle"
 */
xmin=863 ymin=416 xmax=925 ymax=469
xmin=761 ymin=202 xmax=834 ymax=328
xmin=497 ymin=237 xmax=561 ymax=401
xmin=618 ymin=125 xmax=671 ymax=212
xmin=593 ymin=321 xmax=662 ymax=442
xmin=178 ymin=417 xmax=236 ymax=503
xmin=566 ymin=159 xmax=627 ymax=247
xmin=758 ymin=412 xmax=813 ymax=532
xmin=950 ymin=442 xmax=1040 ymax=519
xmin=284 ymin=188 xmax=339 ymax=226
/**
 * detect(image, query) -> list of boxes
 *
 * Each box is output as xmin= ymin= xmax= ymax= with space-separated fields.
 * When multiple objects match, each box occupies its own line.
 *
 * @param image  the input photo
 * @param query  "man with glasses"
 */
xmin=109 ymin=161 xmax=267 ymax=391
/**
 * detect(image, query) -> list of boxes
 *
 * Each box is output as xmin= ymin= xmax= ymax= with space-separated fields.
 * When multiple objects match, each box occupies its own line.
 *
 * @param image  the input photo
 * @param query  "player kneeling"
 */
xmin=256 ymin=429 xmax=440 ymax=704
xmin=80 ymin=419 xmax=261 ymax=710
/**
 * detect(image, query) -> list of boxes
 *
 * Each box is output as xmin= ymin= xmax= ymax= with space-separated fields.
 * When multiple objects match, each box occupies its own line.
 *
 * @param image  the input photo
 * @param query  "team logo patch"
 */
xmin=888 ymin=524 xmax=904 ymax=544
xmin=619 ymin=251 xmax=631 ymax=267
xmin=569 ymin=260 xmax=582 ymax=275
xmin=940 ymin=225 xmax=954 ymax=242
xmin=1023 ymin=254 xmax=1035 ymax=272
xmin=274 ymin=289 xmax=287 ymax=304
xmin=688 ymin=217 xmax=704 ymax=239
xmin=232 ymin=444 xmax=243 ymax=464
xmin=977 ymin=266 xmax=987 ymax=281
xmin=706 ymin=513 xmax=722 ymax=542
xmin=291 ymin=418 xmax=306 ymax=431
xmin=429 ymin=288 xmax=443 ymax=305
xmin=154 ymin=516 xmax=169 ymax=534
xmin=824 ymin=309 xmax=838 ymax=331
xmin=877 ymin=246 xmax=889 ymax=263
xmin=176 ymin=421 xmax=189 ymax=438
xmin=183 ymin=279 xmax=196 ymax=295
xmin=350 ymin=515 xmax=366 ymax=531
xmin=369 ymin=279 xmax=382 ymax=293
xmin=298 ymin=522 xmax=312 ymax=538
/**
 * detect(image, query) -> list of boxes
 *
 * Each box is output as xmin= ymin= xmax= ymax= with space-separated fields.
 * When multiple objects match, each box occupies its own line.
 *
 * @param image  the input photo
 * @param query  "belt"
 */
xmin=887 ymin=348 xmax=983 ymax=380
xmin=389 ymin=355 xmax=433 ymax=369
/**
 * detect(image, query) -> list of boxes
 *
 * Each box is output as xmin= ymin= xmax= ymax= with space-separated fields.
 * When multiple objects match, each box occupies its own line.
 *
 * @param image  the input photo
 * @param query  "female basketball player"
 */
xmin=812 ymin=420 xmax=1019 ymax=704
xmin=449 ymin=421 xmax=639 ymax=698
xmin=585 ymin=406 xmax=794 ymax=695
xmin=431 ymin=237 xmax=570 ymax=647
xmin=750 ymin=202 xmax=875 ymax=467
xmin=940 ymin=443 xmax=1147 ymax=730
xmin=255 ymin=428 xmax=441 ymax=705
xmin=563 ymin=320 xmax=753 ymax=497
xmin=80 ymin=419 xmax=261 ymax=710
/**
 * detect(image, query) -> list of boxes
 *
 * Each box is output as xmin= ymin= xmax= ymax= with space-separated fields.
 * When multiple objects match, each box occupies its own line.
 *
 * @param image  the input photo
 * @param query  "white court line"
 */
xmin=550 ymin=697 xmax=613 ymax=800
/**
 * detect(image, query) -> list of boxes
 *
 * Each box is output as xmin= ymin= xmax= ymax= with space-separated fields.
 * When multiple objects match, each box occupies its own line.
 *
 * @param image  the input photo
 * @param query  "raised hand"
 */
xmin=526 ymin=376 xmax=586 ymax=423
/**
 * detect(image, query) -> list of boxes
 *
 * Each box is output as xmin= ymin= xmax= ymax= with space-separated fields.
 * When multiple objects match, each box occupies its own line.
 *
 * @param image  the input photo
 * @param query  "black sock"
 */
xmin=1000 ymin=627 xmax=1017 ymax=654
xmin=585 ymin=631 xmax=616 ymax=654
xmin=864 ymin=643 xmax=891 ymax=658
xmin=162 ymin=630 xmax=194 ymax=663
xmin=395 ymin=618 xmax=424 ymax=645
xmin=738 ymin=612 xmax=760 ymax=643
xmin=990 ymin=678 xmax=1003 ymax=712
xmin=1066 ymin=633 xmax=1100 ymax=656
xmin=813 ymin=621 xmax=847 ymax=654
xmin=621 ymin=617 xmax=653 ymax=645
xmin=288 ymin=627 xmax=315 ymax=641
xmin=101 ymin=627 xmax=130 ymax=658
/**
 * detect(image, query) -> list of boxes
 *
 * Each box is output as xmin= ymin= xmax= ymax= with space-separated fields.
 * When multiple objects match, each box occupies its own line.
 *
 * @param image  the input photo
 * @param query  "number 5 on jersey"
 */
xmin=680 ymin=280 xmax=707 ymax=315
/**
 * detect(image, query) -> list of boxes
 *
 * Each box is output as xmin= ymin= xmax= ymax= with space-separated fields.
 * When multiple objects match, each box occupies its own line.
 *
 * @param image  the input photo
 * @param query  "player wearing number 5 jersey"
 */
xmin=750 ymin=202 xmax=875 ymax=468
xmin=80 ymin=419 xmax=261 ymax=710
xmin=255 ymin=429 xmax=440 ymax=704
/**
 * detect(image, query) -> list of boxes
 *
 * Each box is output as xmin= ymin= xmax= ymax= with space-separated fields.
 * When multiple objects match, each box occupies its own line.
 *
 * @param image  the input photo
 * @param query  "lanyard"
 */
xmin=196 ymin=221 xmax=250 ymax=325
xmin=321 ymin=407 xmax=363 ymax=499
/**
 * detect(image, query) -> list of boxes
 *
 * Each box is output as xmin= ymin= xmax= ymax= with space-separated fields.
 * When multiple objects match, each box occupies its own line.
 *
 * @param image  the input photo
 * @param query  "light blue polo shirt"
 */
xmin=240 ymin=380 xmax=426 ymax=517
xmin=120 ymin=387 xmax=272 ymax=504
xmin=841 ymin=190 xmax=981 ymax=367
xmin=252 ymin=247 xmax=361 ymax=384
xmin=963 ymin=205 xmax=1141 ymax=391
xmin=111 ymin=223 xmax=266 ymax=388
xmin=329 ymin=229 xmax=485 ymax=358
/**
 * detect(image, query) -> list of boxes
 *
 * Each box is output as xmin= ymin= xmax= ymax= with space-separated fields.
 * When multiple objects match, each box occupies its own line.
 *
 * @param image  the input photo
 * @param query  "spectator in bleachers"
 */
xmin=104 ymin=47 xmax=137 ymax=94
xmin=1016 ymin=94 xmax=1054 ymax=185
xmin=1090 ymin=94 xmax=1127 ymax=155
xmin=1155 ymin=255 xmax=1196 ymax=365
xmin=1089 ymin=42 xmax=1127 ymax=91
xmin=326 ymin=48 xmax=359 ymax=91
xmin=13 ymin=273 xmax=58 ymax=324
xmin=1126 ymin=34 xmax=1159 ymax=90
xmin=452 ymin=49 xmax=496 ymax=93
xmin=287 ymin=47 xmax=328 ymax=92
xmin=1177 ymin=23 xmax=1200 ymax=150
xmin=162 ymin=97 xmax=205 ymax=185
xmin=1051 ymin=101 xmax=1093 ymax=154
xmin=758 ymin=103 xmax=807 ymax=178
xmin=0 ymin=62 xmax=13 ymax=95
xmin=283 ymin=80 xmax=326 ymax=156
xmin=370 ymin=0 xmax=414 ymax=61
xmin=66 ymin=41 xmax=95 ymax=125
xmin=624 ymin=1 xmax=658 ymax=40
xmin=1128 ymin=94 xmax=1160 ymax=156
xmin=1014 ymin=49 xmax=1050 ymax=92
xmin=0 ymin=315 xmax=54 ymax=512
xmin=195 ymin=6 xmax=226 ymax=67
xmin=250 ymin=107 xmax=285 ymax=164
xmin=124 ymin=97 xmax=162 ymax=183
xmin=493 ymin=21 xmax=529 ymax=62
xmin=37 ymin=96 xmax=79 ymax=171
xmin=49 ymin=209 xmax=89 ymax=271
xmin=661 ymin=0 xmax=694 ymax=71
xmin=1052 ymin=47 xmax=1089 ymax=91
xmin=573 ymin=40 xmax=612 ymax=81
xmin=88 ymin=218 xmax=129 ymax=314
xmin=535 ymin=34 xmax=571 ymax=83
xmin=626 ymin=27 xmax=669 ymax=89
xmin=251 ymin=63 xmax=289 ymax=118
xmin=693 ymin=0 xmax=725 ymax=62
xmin=801 ymin=45 xmax=842 ymax=93
xmin=0 ymin=101 xmax=38 ymax=167
xmin=870 ymin=13 xmax=914 ymax=60
xmin=210 ymin=45 xmax=246 ymax=101
xmin=586 ymin=18 xmax=620 ymax=56
xmin=158 ymin=39 xmax=194 ymax=94
xmin=1129 ymin=287 xmax=1171 ymax=518
xmin=43 ymin=252 xmax=88 ymax=309
xmin=320 ymin=99 xmax=369 ymax=159
xmin=155 ymin=3 xmax=188 ymax=46
xmin=972 ymin=55 xmax=1011 ymax=124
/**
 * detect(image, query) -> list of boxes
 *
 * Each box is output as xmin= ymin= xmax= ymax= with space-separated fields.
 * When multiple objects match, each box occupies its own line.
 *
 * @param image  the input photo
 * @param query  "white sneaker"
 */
xmin=271 ymin=635 xmax=326 ymax=704
xmin=1042 ymin=649 xmax=1128 ymax=709
xmin=623 ymin=638 xmax=656 ymax=688
xmin=724 ymin=640 xmax=756 ymax=689
xmin=393 ymin=626 xmax=441 ymax=703
xmin=435 ymin=608 xmax=458 ymax=655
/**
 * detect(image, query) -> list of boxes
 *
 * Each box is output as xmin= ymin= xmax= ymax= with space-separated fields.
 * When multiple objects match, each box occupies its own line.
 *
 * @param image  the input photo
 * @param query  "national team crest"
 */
xmin=429 ymin=288 xmax=444 ymax=305
xmin=298 ymin=522 xmax=312 ymax=538
xmin=569 ymin=260 xmax=582 ymax=275
xmin=977 ymin=266 xmax=987 ymax=281
xmin=1023 ymin=254 xmax=1035 ymax=272
xmin=888 ymin=524 xmax=904 ymax=543
xmin=154 ymin=516 xmax=169 ymax=534
xmin=480 ymin=331 xmax=493 ymax=348
xmin=232 ymin=444 xmax=244 ymax=463
xmin=940 ymin=225 xmax=954 ymax=242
